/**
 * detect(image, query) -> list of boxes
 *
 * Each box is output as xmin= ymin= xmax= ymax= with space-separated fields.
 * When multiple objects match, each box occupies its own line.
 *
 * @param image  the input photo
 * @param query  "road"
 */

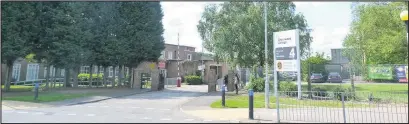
xmin=2 ymin=85 xmax=230 ymax=123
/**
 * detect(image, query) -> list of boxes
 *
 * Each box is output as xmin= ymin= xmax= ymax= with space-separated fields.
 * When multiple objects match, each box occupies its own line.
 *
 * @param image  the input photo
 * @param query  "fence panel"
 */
xmin=276 ymin=91 xmax=408 ymax=123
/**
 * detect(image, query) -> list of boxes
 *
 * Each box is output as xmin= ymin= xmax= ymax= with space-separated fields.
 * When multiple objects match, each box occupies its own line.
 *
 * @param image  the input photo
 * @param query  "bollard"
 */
xmin=177 ymin=77 xmax=181 ymax=87
xmin=222 ymin=85 xmax=226 ymax=107
xmin=34 ymin=82 xmax=39 ymax=100
xmin=249 ymin=89 xmax=254 ymax=120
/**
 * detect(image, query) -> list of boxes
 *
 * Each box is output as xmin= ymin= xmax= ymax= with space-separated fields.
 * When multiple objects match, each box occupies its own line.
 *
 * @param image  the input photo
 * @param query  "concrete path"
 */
xmin=2 ymin=85 xmax=232 ymax=123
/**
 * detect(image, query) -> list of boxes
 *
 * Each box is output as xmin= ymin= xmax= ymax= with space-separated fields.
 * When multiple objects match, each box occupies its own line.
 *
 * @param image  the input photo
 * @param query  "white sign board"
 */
xmin=273 ymin=29 xmax=300 ymax=72
xmin=273 ymin=29 xmax=302 ymax=99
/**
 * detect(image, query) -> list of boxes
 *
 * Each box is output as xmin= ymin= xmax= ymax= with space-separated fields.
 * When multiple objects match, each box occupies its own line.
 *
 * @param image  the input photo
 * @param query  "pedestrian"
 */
xmin=234 ymin=73 xmax=240 ymax=95
xmin=223 ymin=74 xmax=228 ymax=86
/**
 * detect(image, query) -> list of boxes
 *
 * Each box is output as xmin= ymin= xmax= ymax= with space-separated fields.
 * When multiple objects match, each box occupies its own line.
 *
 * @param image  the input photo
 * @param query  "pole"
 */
xmin=177 ymin=33 xmax=181 ymax=87
xmin=34 ymin=82 xmax=39 ymax=100
xmin=295 ymin=29 xmax=302 ymax=100
xmin=222 ymin=84 xmax=226 ymax=107
xmin=263 ymin=1 xmax=270 ymax=109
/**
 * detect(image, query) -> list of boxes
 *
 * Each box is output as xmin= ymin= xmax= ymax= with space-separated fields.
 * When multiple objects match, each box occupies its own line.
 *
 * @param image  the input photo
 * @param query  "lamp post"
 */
xmin=400 ymin=10 xmax=408 ymax=42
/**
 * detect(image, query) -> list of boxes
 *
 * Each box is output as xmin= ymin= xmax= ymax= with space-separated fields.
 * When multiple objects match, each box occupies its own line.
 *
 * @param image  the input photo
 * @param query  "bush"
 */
xmin=195 ymin=70 xmax=202 ymax=76
xmin=77 ymin=73 xmax=103 ymax=81
xmin=185 ymin=75 xmax=202 ymax=85
xmin=279 ymin=82 xmax=297 ymax=91
xmin=333 ymin=86 xmax=355 ymax=101
xmin=312 ymin=87 xmax=328 ymax=97
xmin=246 ymin=75 xmax=272 ymax=92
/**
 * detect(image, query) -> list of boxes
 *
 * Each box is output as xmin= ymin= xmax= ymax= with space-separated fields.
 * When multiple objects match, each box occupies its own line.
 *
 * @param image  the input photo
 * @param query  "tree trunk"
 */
xmin=128 ymin=66 xmax=132 ymax=88
xmin=118 ymin=65 xmax=123 ymax=87
xmin=97 ymin=66 xmax=101 ymax=87
xmin=307 ymin=63 xmax=312 ymax=99
xmin=45 ymin=64 xmax=51 ymax=89
xmin=4 ymin=63 xmax=13 ymax=92
xmin=89 ymin=65 xmax=93 ymax=88
xmin=72 ymin=66 xmax=80 ymax=88
xmin=64 ymin=68 xmax=71 ymax=87
xmin=112 ymin=66 xmax=116 ymax=88
xmin=52 ymin=68 xmax=58 ymax=88
xmin=103 ymin=66 xmax=108 ymax=88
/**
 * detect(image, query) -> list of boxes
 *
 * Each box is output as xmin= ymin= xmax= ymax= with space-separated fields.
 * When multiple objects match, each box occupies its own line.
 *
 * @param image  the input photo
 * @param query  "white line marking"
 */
xmin=160 ymin=109 xmax=171 ymax=111
xmin=33 ymin=112 xmax=44 ymax=115
xmin=116 ymin=107 xmax=124 ymax=109
xmin=67 ymin=113 xmax=76 ymax=116
xmin=160 ymin=118 xmax=171 ymax=121
xmin=145 ymin=108 xmax=154 ymax=110
xmin=87 ymin=106 xmax=95 ymax=107
xmin=141 ymin=117 xmax=151 ymax=120
xmin=184 ymin=119 xmax=194 ymax=121
xmin=86 ymin=114 xmax=95 ymax=116
xmin=17 ymin=111 xmax=28 ymax=114
xmin=102 ymin=106 xmax=109 ymax=108
xmin=131 ymin=107 xmax=140 ymax=109
xmin=2 ymin=110 xmax=14 ymax=113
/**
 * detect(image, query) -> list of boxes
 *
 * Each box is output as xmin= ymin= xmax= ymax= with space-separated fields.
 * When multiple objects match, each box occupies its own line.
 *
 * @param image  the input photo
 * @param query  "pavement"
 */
xmin=1 ymin=85 xmax=232 ymax=123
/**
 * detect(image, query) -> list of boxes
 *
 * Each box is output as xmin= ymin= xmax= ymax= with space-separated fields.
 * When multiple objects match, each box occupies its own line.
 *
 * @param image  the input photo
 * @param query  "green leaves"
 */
xmin=197 ymin=2 xmax=312 ymax=68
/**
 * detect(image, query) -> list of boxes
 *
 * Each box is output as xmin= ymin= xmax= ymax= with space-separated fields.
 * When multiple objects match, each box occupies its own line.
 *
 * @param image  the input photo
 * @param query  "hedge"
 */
xmin=185 ymin=75 xmax=202 ymax=85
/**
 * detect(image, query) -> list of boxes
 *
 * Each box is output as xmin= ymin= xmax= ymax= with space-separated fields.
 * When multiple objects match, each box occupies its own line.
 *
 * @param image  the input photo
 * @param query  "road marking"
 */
xmin=131 ymin=107 xmax=140 ymax=109
xmin=160 ymin=109 xmax=171 ymax=111
xmin=160 ymin=118 xmax=172 ymax=121
xmin=141 ymin=117 xmax=151 ymax=120
xmin=102 ymin=106 xmax=109 ymax=108
xmin=87 ymin=106 xmax=95 ymax=108
xmin=116 ymin=107 xmax=124 ymax=109
xmin=67 ymin=113 xmax=77 ymax=116
xmin=2 ymin=110 xmax=14 ymax=113
xmin=184 ymin=119 xmax=194 ymax=121
xmin=33 ymin=112 xmax=44 ymax=115
xmin=86 ymin=114 xmax=95 ymax=116
xmin=145 ymin=108 xmax=154 ymax=110
xmin=17 ymin=111 xmax=28 ymax=114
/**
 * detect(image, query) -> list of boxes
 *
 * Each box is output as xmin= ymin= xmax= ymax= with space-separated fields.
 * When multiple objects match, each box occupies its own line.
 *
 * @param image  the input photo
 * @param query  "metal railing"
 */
xmin=273 ymin=91 xmax=408 ymax=123
xmin=165 ymin=78 xmax=178 ymax=88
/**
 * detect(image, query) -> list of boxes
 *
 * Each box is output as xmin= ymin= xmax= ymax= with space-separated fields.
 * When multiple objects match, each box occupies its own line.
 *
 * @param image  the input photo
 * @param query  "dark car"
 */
xmin=310 ymin=73 xmax=325 ymax=83
xmin=327 ymin=72 xmax=342 ymax=83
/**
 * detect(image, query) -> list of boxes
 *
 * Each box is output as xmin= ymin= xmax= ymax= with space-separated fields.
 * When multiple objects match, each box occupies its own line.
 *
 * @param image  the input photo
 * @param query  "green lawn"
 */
xmin=2 ymin=92 xmax=95 ymax=103
xmin=211 ymin=83 xmax=408 ymax=108
xmin=210 ymin=93 xmax=372 ymax=108
xmin=2 ymin=84 xmax=65 ymax=92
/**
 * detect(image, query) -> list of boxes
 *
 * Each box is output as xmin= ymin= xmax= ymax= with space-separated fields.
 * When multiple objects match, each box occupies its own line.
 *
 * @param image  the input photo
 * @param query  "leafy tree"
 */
xmin=343 ymin=2 xmax=408 ymax=79
xmin=1 ymin=2 xmax=36 ymax=91
xmin=197 ymin=2 xmax=313 ymax=68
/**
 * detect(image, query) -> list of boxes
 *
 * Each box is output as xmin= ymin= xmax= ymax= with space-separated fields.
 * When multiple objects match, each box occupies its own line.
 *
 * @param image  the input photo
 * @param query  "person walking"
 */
xmin=234 ymin=73 xmax=240 ymax=95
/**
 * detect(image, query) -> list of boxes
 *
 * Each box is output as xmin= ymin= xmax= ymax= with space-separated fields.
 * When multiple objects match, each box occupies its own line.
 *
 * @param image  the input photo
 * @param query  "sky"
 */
xmin=161 ymin=2 xmax=353 ymax=57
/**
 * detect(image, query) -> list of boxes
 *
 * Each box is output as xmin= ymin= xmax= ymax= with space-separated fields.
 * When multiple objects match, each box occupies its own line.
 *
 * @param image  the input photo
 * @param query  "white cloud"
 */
xmin=161 ymin=2 xmax=222 ymax=53
xmin=310 ymin=26 xmax=350 ymax=57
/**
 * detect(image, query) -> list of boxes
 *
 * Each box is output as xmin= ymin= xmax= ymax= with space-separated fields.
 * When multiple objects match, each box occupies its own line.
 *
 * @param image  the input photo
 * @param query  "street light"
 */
xmin=400 ymin=10 xmax=408 ymax=42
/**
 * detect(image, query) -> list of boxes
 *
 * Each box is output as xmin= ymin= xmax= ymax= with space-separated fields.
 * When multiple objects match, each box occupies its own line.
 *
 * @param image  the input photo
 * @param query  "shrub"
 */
xmin=312 ymin=87 xmax=328 ymax=97
xmin=246 ymin=75 xmax=272 ymax=92
xmin=185 ymin=75 xmax=202 ymax=85
xmin=77 ymin=73 xmax=103 ymax=81
xmin=333 ymin=86 xmax=355 ymax=101
xmin=195 ymin=70 xmax=202 ymax=76
xmin=279 ymin=82 xmax=297 ymax=91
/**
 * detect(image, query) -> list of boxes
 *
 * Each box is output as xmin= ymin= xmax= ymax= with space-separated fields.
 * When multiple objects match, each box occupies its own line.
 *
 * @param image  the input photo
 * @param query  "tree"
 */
xmin=301 ymin=52 xmax=330 ymax=98
xmin=197 ymin=2 xmax=313 ymax=68
xmin=1 ymin=2 xmax=36 ymax=91
xmin=343 ymin=2 xmax=408 ymax=79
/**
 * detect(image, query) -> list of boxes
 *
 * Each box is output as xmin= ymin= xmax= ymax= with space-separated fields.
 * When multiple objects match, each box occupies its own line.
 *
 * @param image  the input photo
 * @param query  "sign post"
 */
xmin=273 ymin=29 xmax=301 ymax=99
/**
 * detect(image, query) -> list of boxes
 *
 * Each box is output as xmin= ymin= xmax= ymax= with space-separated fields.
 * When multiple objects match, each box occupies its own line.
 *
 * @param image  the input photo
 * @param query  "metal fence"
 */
xmin=165 ymin=78 xmax=178 ymax=88
xmin=274 ymin=91 xmax=408 ymax=123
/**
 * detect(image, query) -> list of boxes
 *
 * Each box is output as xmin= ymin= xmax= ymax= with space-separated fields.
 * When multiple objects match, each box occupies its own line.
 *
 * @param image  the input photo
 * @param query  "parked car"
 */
xmin=327 ymin=72 xmax=342 ymax=83
xmin=310 ymin=73 xmax=325 ymax=83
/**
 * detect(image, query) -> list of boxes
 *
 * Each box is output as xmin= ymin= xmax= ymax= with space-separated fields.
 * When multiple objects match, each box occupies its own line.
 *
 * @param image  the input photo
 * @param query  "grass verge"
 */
xmin=2 ymin=92 xmax=95 ymax=103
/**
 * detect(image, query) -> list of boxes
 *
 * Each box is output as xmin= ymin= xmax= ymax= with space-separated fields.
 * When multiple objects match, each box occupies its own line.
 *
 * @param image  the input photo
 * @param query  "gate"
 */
xmin=140 ymin=73 xmax=151 ymax=89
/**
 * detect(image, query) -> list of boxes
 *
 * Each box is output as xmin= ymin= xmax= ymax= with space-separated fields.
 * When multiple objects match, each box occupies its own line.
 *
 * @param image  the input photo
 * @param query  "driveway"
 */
xmin=2 ymin=85 xmax=231 ymax=123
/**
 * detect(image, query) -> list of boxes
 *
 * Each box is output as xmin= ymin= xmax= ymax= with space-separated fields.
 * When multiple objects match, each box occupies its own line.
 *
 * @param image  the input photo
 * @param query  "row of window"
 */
xmin=160 ymin=51 xmax=192 ymax=60
xmin=10 ymin=64 xmax=127 ymax=82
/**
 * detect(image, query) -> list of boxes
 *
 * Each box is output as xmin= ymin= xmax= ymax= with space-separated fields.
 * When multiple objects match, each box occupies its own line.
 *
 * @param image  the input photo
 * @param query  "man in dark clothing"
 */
xmin=234 ymin=73 xmax=240 ymax=94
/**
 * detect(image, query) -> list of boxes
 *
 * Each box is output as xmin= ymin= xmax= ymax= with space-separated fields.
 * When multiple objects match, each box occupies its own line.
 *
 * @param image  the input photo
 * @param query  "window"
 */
xmin=187 ymin=54 xmax=192 ymax=61
xmin=61 ymin=69 xmax=65 ymax=77
xmin=168 ymin=51 xmax=173 ymax=59
xmin=12 ymin=64 xmax=21 ymax=81
xmin=80 ymin=66 xmax=90 ymax=74
xmin=26 ymin=64 xmax=40 ymax=81
xmin=109 ymin=67 xmax=113 ymax=77
xmin=44 ymin=66 xmax=56 ymax=77
xmin=160 ymin=51 xmax=165 ymax=59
